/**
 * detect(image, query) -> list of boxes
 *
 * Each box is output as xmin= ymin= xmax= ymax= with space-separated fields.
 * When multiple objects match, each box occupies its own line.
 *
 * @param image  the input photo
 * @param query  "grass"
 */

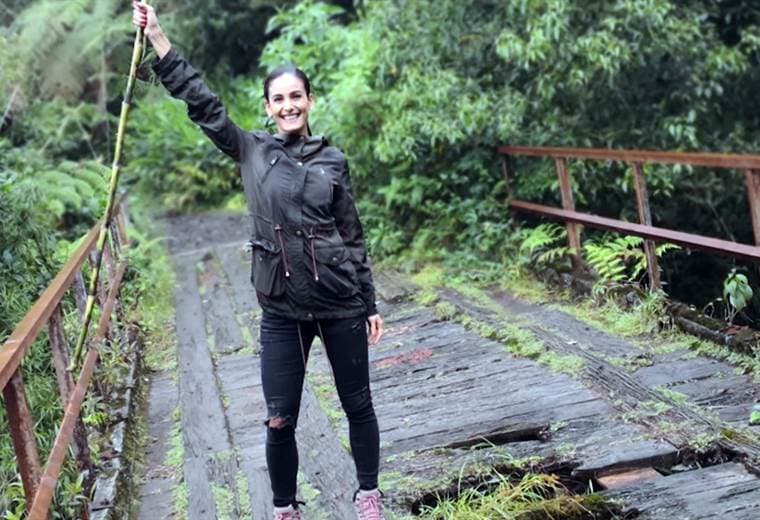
xmin=164 ymin=411 xmax=189 ymax=519
xmin=308 ymin=371 xmax=345 ymax=430
xmin=123 ymin=206 xmax=178 ymax=374
xmin=556 ymin=292 xmax=670 ymax=339
xmin=236 ymin=469 xmax=253 ymax=517
xmin=296 ymin=471 xmax=330 ymax=520
xmin=417 ymin=472 xmax=619 ymax=520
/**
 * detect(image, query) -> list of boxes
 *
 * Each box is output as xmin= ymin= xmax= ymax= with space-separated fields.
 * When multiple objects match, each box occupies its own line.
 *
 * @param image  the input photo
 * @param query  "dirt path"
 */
xmin=136 ymin=211 xmax=760 ymax=519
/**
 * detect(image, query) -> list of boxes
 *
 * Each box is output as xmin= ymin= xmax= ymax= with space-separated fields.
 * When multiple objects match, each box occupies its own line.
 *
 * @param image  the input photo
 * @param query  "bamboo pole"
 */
xmin=68 ymin=23 xmax=146 ymax=371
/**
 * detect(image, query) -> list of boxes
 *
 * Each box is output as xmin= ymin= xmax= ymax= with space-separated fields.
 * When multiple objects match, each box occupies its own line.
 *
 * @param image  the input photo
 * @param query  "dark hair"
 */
xmin=263 ymin=65 xmax=311 ymax=101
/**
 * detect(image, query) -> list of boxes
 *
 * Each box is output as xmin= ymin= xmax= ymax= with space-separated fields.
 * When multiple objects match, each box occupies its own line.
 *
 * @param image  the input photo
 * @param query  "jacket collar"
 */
xmin=274 ymin=132 xmax=327 ymax=158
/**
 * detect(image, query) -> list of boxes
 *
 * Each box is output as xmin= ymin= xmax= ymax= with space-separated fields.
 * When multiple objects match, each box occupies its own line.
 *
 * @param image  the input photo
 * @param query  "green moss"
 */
xmin=411 ymin=265 xmax=445 ymax=288
xmin=434 ymin=301 xmax=457 ymax=321
xmin=236 ymin=470 xmax=252 ymax=518
xmin=165 ymin=413 xmax=184 ymax=470
xmin=621 ymin=400 xmax=672 ymax=423
xmin=296 ymin=472 xmax=330 ymax=520
xmin=173 ymin=481 xmax=189 ymax=519
xmin=416 ymin=289 xmax=439 ymax=307
xmin=654 ymin=386 xmax=689 ymax=406
xmin=212 ymin=484 xmax=235 ymax=520
xmin=308 ymin=372 xmax=345 ymax=431
xmin=124 ymin=222 xmax=178 ymax=373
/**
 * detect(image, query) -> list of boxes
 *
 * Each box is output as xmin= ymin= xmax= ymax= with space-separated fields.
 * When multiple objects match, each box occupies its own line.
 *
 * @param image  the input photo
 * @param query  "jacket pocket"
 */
xmin=250 ymin=238 xmax=285 ymax=297
xmin=313 ymin=246 xmax=359 ymax=298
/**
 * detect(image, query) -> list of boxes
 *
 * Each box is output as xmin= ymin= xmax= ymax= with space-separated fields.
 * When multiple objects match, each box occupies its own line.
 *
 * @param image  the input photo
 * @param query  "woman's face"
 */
xmin=264 ymin=73 xmax=314 ymax=136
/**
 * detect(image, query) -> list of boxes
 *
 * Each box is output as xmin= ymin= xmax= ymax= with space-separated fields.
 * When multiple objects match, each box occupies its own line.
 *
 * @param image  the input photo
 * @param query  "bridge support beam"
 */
xmin=746 ymin=169 xmax=760 ymax=281
xmin=3 ymin=369 xmax=42 ymax=506
xmin=632 ymin=163 xmax=661 ymax=292
xmin=555 ymin=158 xmax=582 ymax=270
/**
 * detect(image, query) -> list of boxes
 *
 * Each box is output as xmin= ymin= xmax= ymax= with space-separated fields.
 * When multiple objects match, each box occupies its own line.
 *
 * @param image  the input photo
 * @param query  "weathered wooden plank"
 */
xmin=184 ymin=456 xmax=217 ymax=519
xmin=137 ymin=372 xmax=179 ymax=520
xmin=634 ymin=358 xmax=731 ymax=387
xmin=606 ymin=463 xmax=760 ymax=519
xmin=197 ymin=251 xmax=246 ymax=355
xmin=480 ymin=288 xmax=760 ymax=463
xmin=214 ymin=243 xmax=259 ymax=316
xmin=215 ymin=353 xmax=271 ymax=515
xmin=297 ymin=382 xmax=359 ymax=518
xmin=375 ymin=380 xmax=601 ymax=429
xmin=668 ymin=376 xmax=758 ymax=406
xmin=597 ymin=467 xmax=662 ymax=490
xmin=373 ymin=269 xmax=416 ymax=303
xmin=172 ymin=253 xmax=242 ymax=519
xmin=163 ymin=212 xmax=250 ymax=255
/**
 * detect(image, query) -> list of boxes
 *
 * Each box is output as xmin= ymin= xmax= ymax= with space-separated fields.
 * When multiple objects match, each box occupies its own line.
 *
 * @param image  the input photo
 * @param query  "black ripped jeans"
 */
xmin=260 ymin=312 xmax=380 ymax=508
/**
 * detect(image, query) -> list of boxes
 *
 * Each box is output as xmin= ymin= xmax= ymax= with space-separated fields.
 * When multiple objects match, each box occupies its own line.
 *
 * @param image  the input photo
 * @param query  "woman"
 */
xmin=132 ymin=3 xmax=385 ymax=519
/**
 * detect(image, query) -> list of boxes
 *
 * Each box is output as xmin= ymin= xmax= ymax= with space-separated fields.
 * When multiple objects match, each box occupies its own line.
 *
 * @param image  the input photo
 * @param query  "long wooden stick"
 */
xmin=68 ymin=24 xmax=146 ymax=371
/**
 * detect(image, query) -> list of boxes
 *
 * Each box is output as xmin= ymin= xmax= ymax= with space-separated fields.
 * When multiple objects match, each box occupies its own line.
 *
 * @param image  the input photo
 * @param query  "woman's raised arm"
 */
xmin=132 ymin=1 xmax=249 ymax=162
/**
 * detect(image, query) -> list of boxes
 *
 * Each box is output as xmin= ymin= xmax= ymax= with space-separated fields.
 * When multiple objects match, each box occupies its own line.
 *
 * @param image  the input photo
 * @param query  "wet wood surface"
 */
xmin=136 ymin=211 xmax=760 ymax=519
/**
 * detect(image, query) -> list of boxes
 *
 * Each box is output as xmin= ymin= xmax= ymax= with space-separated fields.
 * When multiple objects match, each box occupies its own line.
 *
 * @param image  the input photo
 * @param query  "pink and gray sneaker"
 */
xmin=353 ymin=488 xmax=385 ymax=520
xmin=273 ymin=504 xmax=302 ymax=520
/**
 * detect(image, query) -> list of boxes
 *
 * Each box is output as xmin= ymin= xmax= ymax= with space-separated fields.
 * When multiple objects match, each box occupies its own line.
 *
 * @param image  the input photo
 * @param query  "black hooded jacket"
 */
xmin=153 ymin=48 xmax=377 ymax=320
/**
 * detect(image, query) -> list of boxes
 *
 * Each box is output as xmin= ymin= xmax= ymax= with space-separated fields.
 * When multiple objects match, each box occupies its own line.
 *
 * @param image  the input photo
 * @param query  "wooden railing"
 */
xmin=499 ymin=146 xmax=760 ymax=290
xmin=0 ymin=201 xmax=130 ymax=519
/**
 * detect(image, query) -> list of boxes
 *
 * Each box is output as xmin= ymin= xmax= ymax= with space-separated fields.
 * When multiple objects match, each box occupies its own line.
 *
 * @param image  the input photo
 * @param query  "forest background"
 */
xmin=1 ymin=0 xmax=760 ymax=515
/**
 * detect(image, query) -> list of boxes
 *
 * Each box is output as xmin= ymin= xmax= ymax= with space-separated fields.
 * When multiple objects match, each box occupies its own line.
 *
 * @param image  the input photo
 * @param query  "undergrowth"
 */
xmin=417 ymin=472 xmax=619 ymax=520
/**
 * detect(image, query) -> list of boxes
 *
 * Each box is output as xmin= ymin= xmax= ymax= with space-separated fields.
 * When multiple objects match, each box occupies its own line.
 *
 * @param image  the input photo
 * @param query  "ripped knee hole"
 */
xmin=267 ymin=416 xmax=289 ymax=429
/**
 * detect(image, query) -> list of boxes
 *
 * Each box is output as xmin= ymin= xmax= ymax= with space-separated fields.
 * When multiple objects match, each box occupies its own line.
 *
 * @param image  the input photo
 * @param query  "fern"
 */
xmin=10 ymin=0 xmax=129 ymax=100
xmin=584 ymin=235 xmax=680 ymax=284
xmin=518 ymin=223 xmax=571 ymax=267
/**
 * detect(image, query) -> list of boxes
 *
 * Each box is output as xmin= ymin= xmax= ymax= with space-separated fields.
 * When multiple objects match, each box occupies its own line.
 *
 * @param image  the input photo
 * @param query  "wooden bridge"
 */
xmin=2 ymin=147 xmax=760 ymax=519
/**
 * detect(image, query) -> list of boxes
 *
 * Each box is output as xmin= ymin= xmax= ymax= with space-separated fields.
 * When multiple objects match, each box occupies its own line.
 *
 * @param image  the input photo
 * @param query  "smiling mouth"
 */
xmin=282 ymin=113 xmax=300 ymax=121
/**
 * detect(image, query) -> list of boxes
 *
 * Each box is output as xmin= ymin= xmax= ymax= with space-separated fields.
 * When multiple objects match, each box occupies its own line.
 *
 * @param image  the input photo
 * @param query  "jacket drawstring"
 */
xmin=308 ymin=228 xmax=319 ymax=282
xmin=296 ymin=321 xmax=307 ymax=367
xmin=274 ymin=224 xmax=291 ymax=278
xmin=316 ymin=321 xmax=326 ymax=351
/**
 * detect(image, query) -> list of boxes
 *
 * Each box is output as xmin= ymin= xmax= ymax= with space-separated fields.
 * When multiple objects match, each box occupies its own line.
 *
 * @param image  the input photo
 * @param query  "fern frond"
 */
xmin=520 ymin=223 xmax=566 ymax=254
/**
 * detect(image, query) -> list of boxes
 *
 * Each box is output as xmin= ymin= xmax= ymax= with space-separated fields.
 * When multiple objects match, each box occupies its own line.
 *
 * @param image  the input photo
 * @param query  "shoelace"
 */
xmin=274 ymin=510 xmax=301 ymax=520
xmin=355 ymin=494 xmax=383 ymax=520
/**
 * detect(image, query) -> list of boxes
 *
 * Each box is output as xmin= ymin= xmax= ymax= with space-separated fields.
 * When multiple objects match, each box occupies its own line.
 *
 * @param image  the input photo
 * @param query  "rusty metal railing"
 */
xmin=499 ymin=146 xmax=760 ymax=290
xmin=0 ymin=201 xmax=130 ymax=518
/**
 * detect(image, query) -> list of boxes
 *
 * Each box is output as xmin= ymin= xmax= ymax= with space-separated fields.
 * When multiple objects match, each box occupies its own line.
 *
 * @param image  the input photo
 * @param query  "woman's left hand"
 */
xmin=367 ymin=314 xmax=384 ymax=345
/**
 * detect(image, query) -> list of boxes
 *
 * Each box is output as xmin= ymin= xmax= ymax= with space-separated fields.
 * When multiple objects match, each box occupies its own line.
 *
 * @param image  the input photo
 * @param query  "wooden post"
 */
xmin=555 ymin=158 xmax=582 ymax=268
xmin=49 ymin=308 xmax=74 ymax=400
xmin=115 ymin=203 xmax=131 ymax=251
xmin=745 ymin=170 xmax=760 ymax=246
xmin=73 ymin=270 xmax=88 ymax=317
xmin=746 ymin=169 xmax=760 ymax=281
xmin=632 ymin=162 xmax=661 ymax=291
xmin=3 ymin=370 xmax=42 ymax=506
xmin=48 ymin=307 xmax=92 ymax=476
